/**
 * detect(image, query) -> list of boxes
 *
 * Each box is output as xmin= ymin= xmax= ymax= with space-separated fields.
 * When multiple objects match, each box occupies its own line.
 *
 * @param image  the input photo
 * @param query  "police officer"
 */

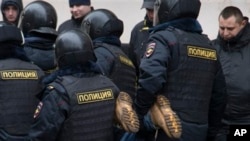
xmin=0 ymin=21 xmax=45 ymax=140
xmin=129 ymin=0 xmax=155 ymax=77
xmin=81 ymin=9 xmax=139 ymax=140
xmin=1 ymin=0 xmax=23 ymax=26
xmin=134 ymin=0 xmax=227 ymax=141
xmin=28 ymin=29 xmax=124 ymax=141
xmin=57 ymin=0 xmax=93 ymax=34
xmin=19 ymin=1 xmax=58 ymax=75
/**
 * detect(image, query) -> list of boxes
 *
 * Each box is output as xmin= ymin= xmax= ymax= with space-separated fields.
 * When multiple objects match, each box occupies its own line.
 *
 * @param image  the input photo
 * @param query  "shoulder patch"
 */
xmin=33 ymin=101 xmax=43 ymax=119
xmin=145 ymin=42 xmax=156 ymax=58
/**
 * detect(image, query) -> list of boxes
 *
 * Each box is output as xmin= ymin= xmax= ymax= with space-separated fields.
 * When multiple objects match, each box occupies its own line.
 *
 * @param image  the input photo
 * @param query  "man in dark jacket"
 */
xmin=1 ymin=0 xmax=23 ymax=26
xmin=0 ymin=21 xmax=45 ymax=141
xmin=57 ymin=0 xmax=93 ymax=34
xmin=129 ymin=0 xmax=155 ymax=77
xmin=212 ymin=6 xmax=250 ymax=141
xmin=133 ymin=0 xmax=227 ymax=141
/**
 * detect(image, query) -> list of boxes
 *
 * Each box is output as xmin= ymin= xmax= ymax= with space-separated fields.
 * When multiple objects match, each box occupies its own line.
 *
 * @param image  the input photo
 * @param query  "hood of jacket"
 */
xmin=1 ymin=0 xmax=23 ymax=26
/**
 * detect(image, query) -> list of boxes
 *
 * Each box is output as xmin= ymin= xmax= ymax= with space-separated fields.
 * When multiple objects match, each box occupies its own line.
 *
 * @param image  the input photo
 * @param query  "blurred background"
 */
xmin=1 ymin=0 xmax=250 ymax=42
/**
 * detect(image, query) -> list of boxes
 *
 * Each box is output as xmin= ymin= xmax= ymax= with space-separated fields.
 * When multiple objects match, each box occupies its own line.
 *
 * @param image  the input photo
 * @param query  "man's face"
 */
xmin=70 ymin=5 xmax=92 ymax=19
xmin=3 ymin=5 xmax=18 ymax=23
xmin=146 ymin=8 xmax=154 ymax=22
xmin=219 ymin=15 xmax=246 ymax=41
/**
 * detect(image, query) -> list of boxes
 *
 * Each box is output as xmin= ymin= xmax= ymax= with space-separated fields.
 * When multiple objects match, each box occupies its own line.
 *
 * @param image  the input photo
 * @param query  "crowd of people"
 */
xmin=0 ymin=0 xmax=250 ymax=141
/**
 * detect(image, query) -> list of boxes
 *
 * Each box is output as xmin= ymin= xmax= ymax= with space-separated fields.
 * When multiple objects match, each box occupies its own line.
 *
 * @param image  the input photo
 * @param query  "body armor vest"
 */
xmin=96 ymin=43 xmax=137 ymax=99
xmin=0 ymin=58 xmax=44 ymax=135
xmin=163 ymin=28 xmax=218 ymax=124
xmin=54 ymin=73 xmax=119 ymax=141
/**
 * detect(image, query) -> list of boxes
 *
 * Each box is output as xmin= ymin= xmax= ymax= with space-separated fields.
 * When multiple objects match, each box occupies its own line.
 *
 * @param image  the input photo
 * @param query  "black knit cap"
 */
xmin=69 ymin=0 xmax=91 ymax=7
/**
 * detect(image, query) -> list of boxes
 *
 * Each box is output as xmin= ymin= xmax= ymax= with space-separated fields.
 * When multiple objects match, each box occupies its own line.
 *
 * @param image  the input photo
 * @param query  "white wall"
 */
xmin=1 ymin=0 xmax=250 ymax=42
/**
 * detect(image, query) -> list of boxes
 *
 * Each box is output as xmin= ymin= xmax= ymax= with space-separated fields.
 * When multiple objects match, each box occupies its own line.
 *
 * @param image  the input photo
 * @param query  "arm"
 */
xmin=29 ymin=85 xmax=70 ymax=141
xmin=135 ymin=34 xmax=171 ymax=118
xmin=207 ymin=61 xmax=227 ymax=140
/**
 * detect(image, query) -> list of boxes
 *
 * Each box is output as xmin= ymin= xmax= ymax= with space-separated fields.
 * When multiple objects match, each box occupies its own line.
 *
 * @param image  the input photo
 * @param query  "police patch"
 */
xmin=145 ymin=42 xmax=156 ymax=58
xmin=0 ymin=70 xmax=38 ymax=80
xmin=33 ymin=102 xmax=43 ymax=119
xmin=187 ymin=46 xmax=217 ymax=60
xmin=119 ymin=55 xmax=134 ymax=67
xmin=77 ymin=89 xmax=114 ymax=104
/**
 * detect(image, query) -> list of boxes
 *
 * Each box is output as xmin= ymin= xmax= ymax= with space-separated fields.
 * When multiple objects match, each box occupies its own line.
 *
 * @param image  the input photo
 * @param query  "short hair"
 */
xmin=219 ymin=6 xmax=244 ymax=23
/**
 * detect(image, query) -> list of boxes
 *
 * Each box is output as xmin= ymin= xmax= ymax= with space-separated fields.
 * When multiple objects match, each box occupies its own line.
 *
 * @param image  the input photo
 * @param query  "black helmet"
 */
xmin=29 ymin=27 xmax=58 ymax=40
xmin=55 ymin=29 xmax=96 ymax=68
xmin=154 ymin=0 xmax=201 ymax=25
xmin=0 ymin=21 xmax=24 ymax=45
xmin=19 ymin=1 xmax=57 ymax=36
xmin=81 ymin=9 xmax=123 ymax=39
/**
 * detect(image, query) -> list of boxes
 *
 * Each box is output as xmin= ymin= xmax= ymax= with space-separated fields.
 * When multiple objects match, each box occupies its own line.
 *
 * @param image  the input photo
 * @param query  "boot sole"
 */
xmin=116 ymin=92 xmax=139 ymax=133
xmin=157 ymin=95 xmax=182 ymax=138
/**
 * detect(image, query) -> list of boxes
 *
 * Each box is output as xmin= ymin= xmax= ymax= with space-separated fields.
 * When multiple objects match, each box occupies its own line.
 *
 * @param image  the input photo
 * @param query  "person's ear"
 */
xmin=241 ymin=17 xmax=248 ymax=26
xmin=242 ymin=20 xmax=247 ymax=26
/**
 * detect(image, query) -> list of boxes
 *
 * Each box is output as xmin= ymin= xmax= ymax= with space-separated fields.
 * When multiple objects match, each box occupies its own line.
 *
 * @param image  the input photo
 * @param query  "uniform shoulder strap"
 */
xmin=47 ymin=77 xmax=67 ymax=95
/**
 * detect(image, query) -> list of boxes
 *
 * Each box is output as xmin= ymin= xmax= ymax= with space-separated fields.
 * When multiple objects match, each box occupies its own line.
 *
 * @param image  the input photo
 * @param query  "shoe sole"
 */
xmin=157 ymin=95 xmax=182 ymax=138
xmin=116 ymin=92 xmax=139 ymax=133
